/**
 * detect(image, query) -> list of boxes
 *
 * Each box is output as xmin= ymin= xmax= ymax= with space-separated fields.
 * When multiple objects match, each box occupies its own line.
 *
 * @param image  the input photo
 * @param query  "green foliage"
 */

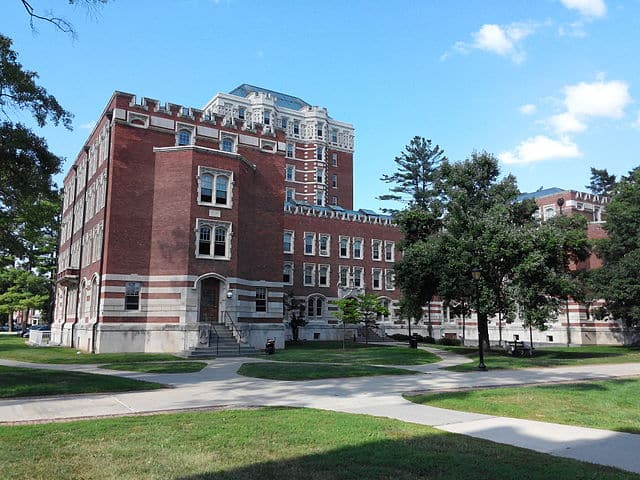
xmin=595 ymin=167 xmax=640 ymax=326
xmin=283 ymin=291 xmax=306 ymax=341
xmin=0 ymin=268 xmax=49 ymax=326
xmin=587 ymin=167 xmax=616 ymax=196
xmin=238 ymin=362 xmax=419 ymax=380
xmin=332 ymin=297 xmax=360 ymax=325
xmin=379 ymin=136 xmax=445 ymax=217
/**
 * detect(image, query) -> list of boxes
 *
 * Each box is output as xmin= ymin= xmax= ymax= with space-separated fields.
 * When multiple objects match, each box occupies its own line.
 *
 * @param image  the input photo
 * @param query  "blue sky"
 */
xmin=4 ymin=0 xmax=639 ymax=210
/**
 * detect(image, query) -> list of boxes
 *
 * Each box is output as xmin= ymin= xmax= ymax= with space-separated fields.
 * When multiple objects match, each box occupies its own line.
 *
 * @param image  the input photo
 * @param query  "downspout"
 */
xmin=92 ymin=114 xmax=113 ymax=353
xmin=72 ymin=147 xmax=90 ymax=348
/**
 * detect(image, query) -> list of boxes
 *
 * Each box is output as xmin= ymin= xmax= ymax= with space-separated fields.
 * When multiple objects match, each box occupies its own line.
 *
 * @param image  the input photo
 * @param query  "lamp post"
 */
xmin=471 ymin=266 xmax=487 ymax=371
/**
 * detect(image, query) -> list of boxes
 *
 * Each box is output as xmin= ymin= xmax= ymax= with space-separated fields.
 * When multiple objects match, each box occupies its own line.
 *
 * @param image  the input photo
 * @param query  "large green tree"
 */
xmin=596 ymin=167 xmax=640 ymax=327
xmin=586 ymin=167 xmax=616 ymax=197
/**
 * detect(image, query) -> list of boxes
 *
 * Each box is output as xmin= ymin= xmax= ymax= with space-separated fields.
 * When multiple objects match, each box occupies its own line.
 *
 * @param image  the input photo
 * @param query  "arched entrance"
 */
xmin=199 ymin=277 xmax=220 ymax=324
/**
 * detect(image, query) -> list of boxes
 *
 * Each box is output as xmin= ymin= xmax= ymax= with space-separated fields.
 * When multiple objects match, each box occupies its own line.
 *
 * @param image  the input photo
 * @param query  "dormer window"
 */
xmin=222 ymin=137 xmax=234 ymax=153
xmin=178 ymin=130 xmax=191 ymax=146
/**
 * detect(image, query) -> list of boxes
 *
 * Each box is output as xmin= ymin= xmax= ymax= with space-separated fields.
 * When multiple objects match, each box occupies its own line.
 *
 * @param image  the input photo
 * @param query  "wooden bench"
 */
xmin=506 ymin=340 xmax=534 ymax=357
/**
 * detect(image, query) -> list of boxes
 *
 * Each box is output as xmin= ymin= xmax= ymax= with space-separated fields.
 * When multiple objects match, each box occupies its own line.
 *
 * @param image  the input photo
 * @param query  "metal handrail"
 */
xmin=222 ymin=311 xmax=244 ymax=354
xmin=209 ymin=322 xmax=219 ymax=356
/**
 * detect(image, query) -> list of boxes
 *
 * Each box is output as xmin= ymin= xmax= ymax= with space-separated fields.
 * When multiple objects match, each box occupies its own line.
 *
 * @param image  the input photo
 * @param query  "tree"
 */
xmin=0 ymin=268 xmax=49 ymax=330
xmin=586 ymin=167 xmax=616 ymax=197
xmin=18 ymin=0 xmax=107 ymax=38
xmin=355 ymin=293 xmax=389 ymax=345
xmin=332 ymin=297 xmax=360 ymax=349
xmin=379 ymin=136 xmax=446 ymax=216
xmin=283 ymin=292 xmax=306 ymax=342
xmin=595 ymin=167 xmax=640 ymax=327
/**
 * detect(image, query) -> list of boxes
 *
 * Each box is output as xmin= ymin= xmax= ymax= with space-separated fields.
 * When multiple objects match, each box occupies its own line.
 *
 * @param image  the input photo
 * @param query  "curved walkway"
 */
xmin=1 ymin=349 xmax=640 ymax=474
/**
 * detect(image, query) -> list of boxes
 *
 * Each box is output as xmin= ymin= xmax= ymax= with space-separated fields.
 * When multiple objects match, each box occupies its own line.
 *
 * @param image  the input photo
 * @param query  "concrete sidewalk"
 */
xmin=1 ymin=352 xmax=640 ymax=474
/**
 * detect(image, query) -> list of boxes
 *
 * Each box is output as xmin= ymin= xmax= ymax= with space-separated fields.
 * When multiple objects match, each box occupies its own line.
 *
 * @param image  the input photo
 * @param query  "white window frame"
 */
xmin=352 ymin=238 xmax=363 ymax=259
xmin=286 ymin=187 xmax=295 ymax=202
xmin=384 ymin=241 xmax=395 ymax=262
xmin=372 ymin=268 xmax=382 ymax=290
xmin=316 ymin=167 xmax=325 ymax=184
xmin=353 ymin=267 xmax=363 ymax=288
xmin=307 ymin=295 xmax=325 ymax=320
xmin=283 ymin=262 xmax=294 ymax=286
xmin=384 ymin=269 xmax=395 ymax=291
xmin=339 ymin=236 xmax=350 ymax=258
xmin=196 ymin=219 xmax=232 ymax=260
xmin=318 ymin=234 xmax=330 ymax=257
xmin=318 ymin=264 xmax=330 ymax=287
xmin=331 ymin=152 xmax=338 ymax=166
xmin=315 ymin=190 xmax=324 ymax=206
xmin=175 ymin=123 xmax=194 ymax=146
xmin=198 ymin=166 xmax=233 ymax=208
xmin=255 ymin=287 xmax=268 ymax=312
xmin=286 ymin=164 xmax=295 ymax=181
xmin=339 ymin=265 xmax=350 ymax=287
xmin=303 ymin=263 xmax=316 ymax=287
xmin=286 ymin=143 xmax=295 ymax=158
xmin=372 ymin=239 xmax=382 ymax=261
xmin=283 ymin=230 xmax=294 ymax=254
xmin=221 ymin=136 xmax=236 ymax=153
xmin=304 ymin=232 xmax=316 ymax=256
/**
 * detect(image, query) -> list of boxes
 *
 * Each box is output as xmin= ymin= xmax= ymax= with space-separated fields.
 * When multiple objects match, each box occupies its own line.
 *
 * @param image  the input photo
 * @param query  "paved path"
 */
xmin=2 ymin=349 xmax=640 ymax=475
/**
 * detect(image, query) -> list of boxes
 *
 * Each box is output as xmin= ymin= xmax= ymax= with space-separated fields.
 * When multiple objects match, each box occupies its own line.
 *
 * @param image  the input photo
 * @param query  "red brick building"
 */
xmin=52 ymin=85 xmax=401 ymax=354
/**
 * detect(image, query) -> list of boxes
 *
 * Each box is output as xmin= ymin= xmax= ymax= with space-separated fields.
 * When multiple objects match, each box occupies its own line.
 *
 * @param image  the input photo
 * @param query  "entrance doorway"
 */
xmin=199 ymin=277 xmax=220 ymax=324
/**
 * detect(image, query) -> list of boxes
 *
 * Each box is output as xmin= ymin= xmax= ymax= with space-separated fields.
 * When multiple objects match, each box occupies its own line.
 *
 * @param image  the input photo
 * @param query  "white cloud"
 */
xmin=519 ymin=104 xmax=537 ymax=115
xmin=631 ymin=112 xmax=640 ymax=130
xmin=547 ymin=112 xmax=587 ymax=133
xmin=80 ymin=121 xmax=96 ymax=130
xmin=560 ymin=0 xmax=606 ymax=18
xmin=448 ymin=22 xmax=537 ymax=64
xmin=499 ymin=135 xmax=581 ymax=165
xmin=563 ymin=80 xmax=630 ymax=118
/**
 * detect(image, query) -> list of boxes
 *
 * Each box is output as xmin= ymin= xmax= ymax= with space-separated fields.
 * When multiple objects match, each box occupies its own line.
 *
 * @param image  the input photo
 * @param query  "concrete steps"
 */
xmin=182 ymin=324 xmax=260 ymax=358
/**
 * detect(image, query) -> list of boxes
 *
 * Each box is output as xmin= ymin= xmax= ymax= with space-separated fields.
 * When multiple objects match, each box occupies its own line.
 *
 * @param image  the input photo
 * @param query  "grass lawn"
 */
xmin=238 ymin=362 xmax=420 ymax=380
xmin=0 ymin=365 xmax=164 ymax=398
xmin=100 ymin=362 xmax=207 ymax=374
xmin=0 ymin=335 xmax=181 ymax=364
xmin=406 ymin=377 xmax=640 ymax=434
xmin=0 ymin=408 xmax=636 ymax=480
xmin=270 ymin=341 xmax=440 ymax=365
xmin=432 ymin=345 xmax=640 ymax=371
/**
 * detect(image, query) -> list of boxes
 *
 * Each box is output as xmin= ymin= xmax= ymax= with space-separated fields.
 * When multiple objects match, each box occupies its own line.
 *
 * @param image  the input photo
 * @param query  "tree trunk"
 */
xmin=427 ymin=301 xmax=433 ymax=338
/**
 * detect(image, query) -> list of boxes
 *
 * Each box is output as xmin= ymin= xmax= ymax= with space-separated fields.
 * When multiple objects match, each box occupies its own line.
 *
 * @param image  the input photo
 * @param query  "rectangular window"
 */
xmin=304 ymin=264 xmax=315 ymax=286
xmin=197 ymin=221 xmax=231 ymax=260
xmin=263 ymin=111 xmax=270 ymax=125
xmin=384 ymin=241 xmax=395 ymax=262
xmin=372 ymin=240 xmax=382 ymax=260
xmin=372 ymin=269 xmax=382 ymax=290
xmin=353 ymin=238 xmax=363 ymax=259
xmin=316 ymin=167 xmax=324 ymax=184
xmin=293 ymin=120 xmax=300 ymax=135
xmin=315 ymin=191 xmax=324 ymax=206
xmin=316 ymin=146 xmax=323 ymax=160
xmin=339 ymin=265 xmax=349 ymax=287
xmin=319 ymin=234 xmax=330 ymax=256
xmin=124 ymin=281 xmax=141 ymax=310
xmin=353 ymin=267 xmax=363 ymax=288
xmin=331 ymin=153 xmax=338 ymax=167
xmin=283 ymin=231 xmax=294 ymax=253
xmin=281 ymin=117 xmax=287 ymax=129
xmin=286 ymin=165 xmax=295 ymax=181
xmin=286 ymin=143 xmax=294 ymax=158
xmin=286 ymin=188 xmax=295 ymax=202
xmin=331 ymin=174 xmax=338 ymax=188
xmin=339 ymin=236 xmax=350 ymax=258
xmin=238 ymin=107 xmax=246 ymax=120
xmin=304 ymin=232 xmax=315 ymax=255
xmin=317 ymin=124 xmax=323 ymax=138
xmin=332 ymin=196 xmax=338 ymax=205
xmin=331 ymin=129 xmax=338 ymax=143
xmin=255 ymin=287 xmax=267 ymax=312
xmin=318 ymin=264 xmax=329 ymax=287
xmin=385 ymin=269 xmax=395 ymax=290
xmin=283 ymin=263 xmax=293 ymax=285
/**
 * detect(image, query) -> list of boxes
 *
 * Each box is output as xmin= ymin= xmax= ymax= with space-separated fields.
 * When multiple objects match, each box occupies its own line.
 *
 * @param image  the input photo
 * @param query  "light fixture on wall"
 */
xmin=226 ymin=290 xmax=233 ymax=299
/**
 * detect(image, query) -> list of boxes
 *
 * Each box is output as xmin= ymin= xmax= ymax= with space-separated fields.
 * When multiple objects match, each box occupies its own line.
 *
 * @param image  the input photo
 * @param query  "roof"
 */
xmin=229 ymin=84 xmax=310 ymax=111
xmin=284 ymin=200 xmax=393 ymax=220
xmin=517 ymin=187 xmax=566 ymax=202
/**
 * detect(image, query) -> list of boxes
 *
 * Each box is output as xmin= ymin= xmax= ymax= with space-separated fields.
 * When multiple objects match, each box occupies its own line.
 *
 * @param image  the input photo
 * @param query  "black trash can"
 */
xmin=409 ymin=337 xmax=418 ymax=349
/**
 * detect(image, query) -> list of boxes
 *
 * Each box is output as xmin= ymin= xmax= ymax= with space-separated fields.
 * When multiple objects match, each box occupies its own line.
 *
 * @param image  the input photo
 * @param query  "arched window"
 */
xmin=222 ymin=137 xmax=234 ymax=152
xmin=196 ymin=221 xmax=231 ymax=260
xmin=90 ymin=278 xmax=99 ymax=319
xmin=200 ymin=174 xmax=213 ymax=203
xmin=199 ymin=226 xmax=211 ymax=255
xmin=178 ymin=129 xmax=191 ymax=146
xmin=307 ymin=295 xmax=324 ymax=319
xmin=215 ymin=176 xmax=228 ymax=204
xmin=214 ymin=226 xmax=227 ymax=256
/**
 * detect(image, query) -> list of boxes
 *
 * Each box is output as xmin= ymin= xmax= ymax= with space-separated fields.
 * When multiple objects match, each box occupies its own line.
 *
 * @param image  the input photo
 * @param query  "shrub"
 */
xmin=437 ymin=337 xmax=462 ymax=346
xmin=390 ymin=334 xmax=409 ymax=341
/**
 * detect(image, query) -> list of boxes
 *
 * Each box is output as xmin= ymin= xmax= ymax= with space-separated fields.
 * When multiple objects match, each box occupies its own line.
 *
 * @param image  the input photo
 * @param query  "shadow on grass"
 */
xmin=173 ymin=433 xmax=637 ymax=480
